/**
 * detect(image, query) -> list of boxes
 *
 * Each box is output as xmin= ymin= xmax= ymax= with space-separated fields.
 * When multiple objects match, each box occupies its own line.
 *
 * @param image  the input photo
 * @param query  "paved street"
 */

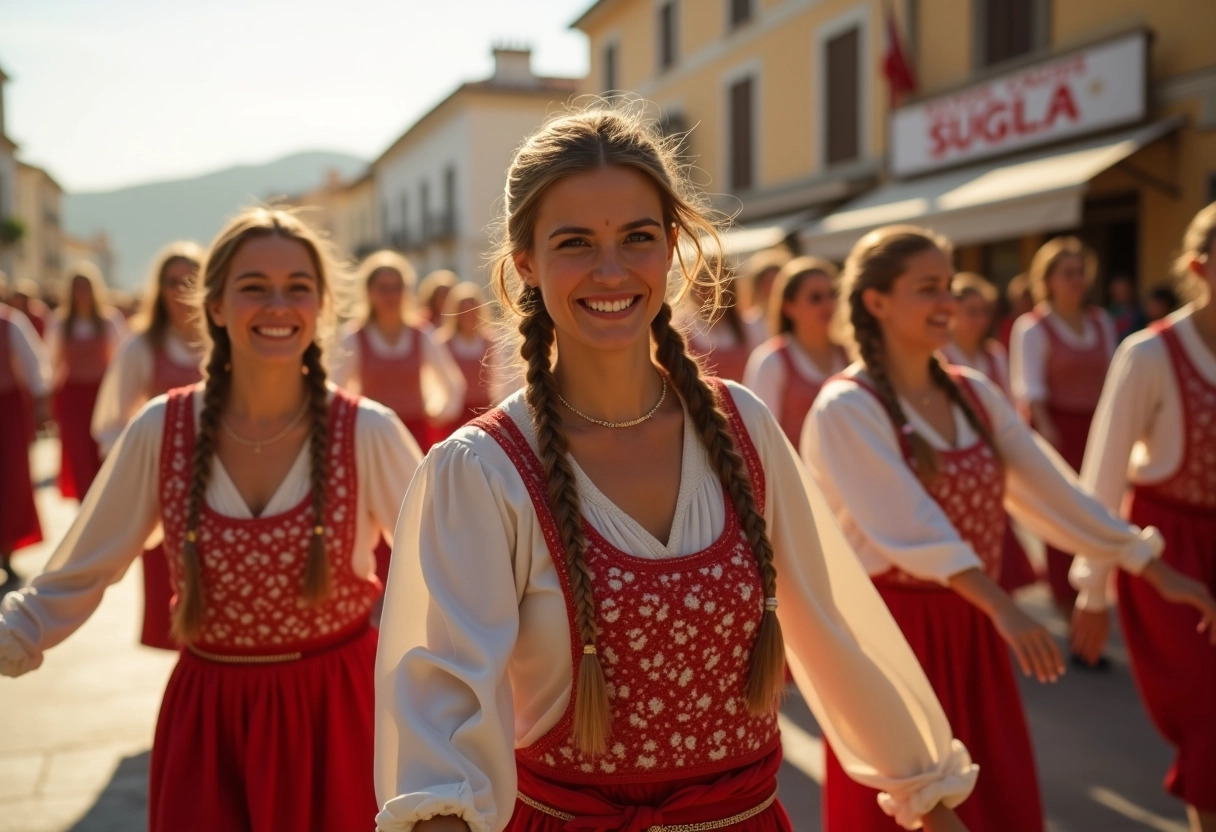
xmin=0 ymin=439 xmax=1194 ymax=831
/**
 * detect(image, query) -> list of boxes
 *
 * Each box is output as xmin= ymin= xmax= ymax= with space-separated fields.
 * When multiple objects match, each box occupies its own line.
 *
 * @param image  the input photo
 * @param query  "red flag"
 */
xmin=882 ymin=5 xmax=917 ymax=108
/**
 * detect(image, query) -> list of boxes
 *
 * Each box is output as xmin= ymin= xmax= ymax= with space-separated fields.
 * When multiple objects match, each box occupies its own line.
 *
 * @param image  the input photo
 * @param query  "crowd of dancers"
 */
xmin=1 ymin=104 xmax=1214 ymax=832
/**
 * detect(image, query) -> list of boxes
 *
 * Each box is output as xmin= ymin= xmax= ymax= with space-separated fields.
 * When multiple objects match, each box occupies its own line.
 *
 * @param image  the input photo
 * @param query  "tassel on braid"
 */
xmin=170 ymin=339 xmax=231 ymax=643
xmin=301 ymin=342 xmax=331 ymax=603
xmin=518 ymin=288 xmax=611 ymax=755
xmin=651 ymin=303 xmax=785 ymax=713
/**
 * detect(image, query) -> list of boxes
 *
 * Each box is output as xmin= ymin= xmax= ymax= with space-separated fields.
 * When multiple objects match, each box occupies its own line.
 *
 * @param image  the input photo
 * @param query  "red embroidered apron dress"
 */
xmin=472 ymin=379 xmax=791 ymax=831
xmin=53 ymin=323 xmax=109 ymax=500
xmin=773 ymin=339 xmax=845 ymax=450
xmin=1116 ymin=321 xmax=1216 ymax=810
xmin=149 ymin=386 xmax=380 ymax=832
xmin=440 ymin=335 xmax=492 ymax=439
xmin=0 ymin=309 xmax=42 ymax=554
xmin=357 ymin=325 xmax=428 ymax=447
xmin=824 ymin=374 xmax=1043 ymax=832
xmin=138 ymin=340 xmax=204 ymax=650
xmin=1033 ymin=308 xmax=1111 ymax=609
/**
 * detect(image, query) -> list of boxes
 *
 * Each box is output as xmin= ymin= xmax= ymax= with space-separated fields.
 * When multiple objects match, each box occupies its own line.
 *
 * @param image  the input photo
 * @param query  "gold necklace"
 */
xmin=221 ymin=399 xmax=309 ymax=453
xmin=556 ymin=376 xmax=668 ymax=429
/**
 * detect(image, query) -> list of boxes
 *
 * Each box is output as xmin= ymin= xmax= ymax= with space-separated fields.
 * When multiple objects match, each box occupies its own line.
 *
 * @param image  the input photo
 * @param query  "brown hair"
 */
xmin=490 ymin=106 xmax=785 ymax=754
xmin=59 ymin=261 xmax=109 ymax=338
xmin=842 ymin=225 xmax=1001 ymax=483
xmin=172 ymin=206 xmax=340 ymax=642
xmin=357 ymin=250 xmax=417 ymax=327
xmin=767 ymin=256 xmax=838 ymax=335
xmin=1175 ymin=201 xmax=1216 ymax=303
xmin=135 ymin=241 xmax=204 ymax=352
xmin=418 ymin=269 xmax=458 ymax=324
xmin=952 ymin=271 xmax=998 ymax=306
xmin=1028 ymin=236 xmax=1096 ymax=304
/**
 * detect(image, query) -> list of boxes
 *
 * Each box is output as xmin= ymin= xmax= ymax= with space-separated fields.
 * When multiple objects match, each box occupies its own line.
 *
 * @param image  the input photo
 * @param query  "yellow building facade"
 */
xmin=14 ymin=161 xmax=63 ymax=288
xmin=574 ymin=0 xmax=1216 ymax=293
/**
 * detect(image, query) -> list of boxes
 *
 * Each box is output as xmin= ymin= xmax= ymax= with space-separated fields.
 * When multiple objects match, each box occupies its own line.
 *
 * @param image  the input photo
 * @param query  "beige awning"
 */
xmin=718 ymin=209 xmax=819 ymax=262
xmin=797 ymin=117 xmax=1183 ymax=261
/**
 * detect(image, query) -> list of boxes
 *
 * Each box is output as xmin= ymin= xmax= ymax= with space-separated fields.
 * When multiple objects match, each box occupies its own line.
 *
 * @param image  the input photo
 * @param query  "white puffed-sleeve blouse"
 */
xmin=801 ymin=367 xmax=1161 ymax=586
xmin=0 ymin=387 xmax=421 ymax=676
xmin=1070 ymin=308 xmax=1216 ymax=610
xmin=375 ymin=381 xmax=981 ymax=832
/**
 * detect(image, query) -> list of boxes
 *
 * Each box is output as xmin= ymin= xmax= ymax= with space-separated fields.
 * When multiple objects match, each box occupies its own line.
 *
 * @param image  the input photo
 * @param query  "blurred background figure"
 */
xmin=739 ymin=248 xmax=792 ymax=343
xmin=743 ymin=255 xmax=848 ymax=450
xmin=1146 ymin=285 xmax=1181 ymax=323
xmin=46 ymin=262 xmax=127 ymax=501
xmin=1011 ymin=237 xmax=1116 ymax=633
xmin=90 ymin=241 xmax=206 ymax=650
xmin=416 ymin=269 xmax=458 ymax=329
xmin=0 ymin=299 xmax=50 ymax=593
xmin=1106 ymin=273 xmax=1146 ymax=342
xmin=3 ymin=275 xmax=51 ymax=338
xmin=683 ymin=259 xmax=761 ymax=382
xmin=434 ymin=281 xmax=494 ymax=439
xmin=998 ymin=272 xmax=1034 ymax=352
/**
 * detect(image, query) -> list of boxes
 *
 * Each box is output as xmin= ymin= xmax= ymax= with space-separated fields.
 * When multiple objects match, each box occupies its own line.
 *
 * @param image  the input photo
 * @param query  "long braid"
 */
xmin=301 ymin=342 xmax=331 ymax=603
xmin=651 ymin=303 xmax=785 ymax=713
xmin=170 ymin=337 xmax=231 ymax=642
xmin=928 ymin=357 xmax=1002 ymax=463
xmin=850 ymin=300 xmax=941 ymax=482
xmin=518 ymin=287 xmax=610 ymax=755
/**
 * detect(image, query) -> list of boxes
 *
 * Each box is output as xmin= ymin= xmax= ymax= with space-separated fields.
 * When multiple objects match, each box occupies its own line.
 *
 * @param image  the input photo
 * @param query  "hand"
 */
xmin=1140 ymin=560 xmax=1216 ymax=646
xmin=1069 ymin=608 xmax=1111 ymax=666
xmin=991 ymin=600 xmax=1064 ymax=682
xmin=922 ymin=802 xmax=969 ymax=832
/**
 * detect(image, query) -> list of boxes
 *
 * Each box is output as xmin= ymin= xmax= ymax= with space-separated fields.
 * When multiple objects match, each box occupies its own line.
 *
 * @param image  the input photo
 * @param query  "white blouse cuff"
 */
xmin=876 ymin=740 xmax=979 ymax=830
xmin=0 ymin=601 xmax=43 ymax=678
xmin=376 ymin=784 xmax=492 ymax=832
xmin=1113 ymin=526 xmax=1164 ymax=575
xmin=1069 ymin=559 xmax=1113 ymax=611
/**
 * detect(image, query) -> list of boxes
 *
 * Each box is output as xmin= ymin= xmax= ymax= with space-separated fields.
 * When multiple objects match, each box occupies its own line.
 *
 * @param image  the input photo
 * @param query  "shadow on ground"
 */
xmin=65 ymin=751 xmax=149 ymax=832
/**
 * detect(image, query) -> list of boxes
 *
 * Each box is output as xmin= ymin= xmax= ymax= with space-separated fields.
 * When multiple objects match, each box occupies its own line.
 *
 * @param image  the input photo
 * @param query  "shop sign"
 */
xmin=891 ymin=31 xmax=1147 ymax=177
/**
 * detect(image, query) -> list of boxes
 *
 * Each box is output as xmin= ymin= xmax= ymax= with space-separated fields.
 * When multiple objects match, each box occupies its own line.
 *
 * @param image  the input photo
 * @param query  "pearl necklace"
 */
xmin=221 ymin=399 xmax=309 ymax=453
xmin=556 ymin=377 xmax=668 ymax=429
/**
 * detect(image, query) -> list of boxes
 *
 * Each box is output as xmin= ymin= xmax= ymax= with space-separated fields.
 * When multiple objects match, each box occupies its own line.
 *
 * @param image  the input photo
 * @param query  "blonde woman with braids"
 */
xmin=435 ymin=281 xmax=495 ymax=437
xmin=1009 ymin=237 xmax=1116 ymax=618
xmin=743 ymin=256 xmax=848 ymax=450
xmin=331 ymin=251 xmax=465 ymax=451
xmin=375 ymin=109 xmax=978 ymax=832
xmin=0 ymin=207 xmax=422 ymax=831
xmin=802 ymin=225 xmax=1216 ymax=831
xmin=1071 ymin=203 xmax=1216 ymax=830
xmin=90 ymin=242 xmax=206 ymax=649
xmin=46 ymin=261 xmax=126 ymax=499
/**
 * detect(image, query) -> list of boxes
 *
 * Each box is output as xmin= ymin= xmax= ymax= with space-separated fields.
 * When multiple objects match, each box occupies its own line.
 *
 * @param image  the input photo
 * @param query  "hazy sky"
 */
xmin=0 ymin=0 xmax=591 ymax=192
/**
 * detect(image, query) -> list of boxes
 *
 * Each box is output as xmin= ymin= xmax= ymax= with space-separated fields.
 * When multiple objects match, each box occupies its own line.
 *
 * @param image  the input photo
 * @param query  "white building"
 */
xmin=0 ymin=66 xmax=20 ymax=278
xmin=373 ymin=47 xmax=579 ymax=284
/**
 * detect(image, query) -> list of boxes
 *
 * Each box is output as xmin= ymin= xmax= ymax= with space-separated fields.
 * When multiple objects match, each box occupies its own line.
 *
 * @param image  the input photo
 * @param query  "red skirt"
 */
xmin=509 ymin=743 xmax=790 ymax=831
xmin=53 ymin=379 xmax=103 ymax=500
xmin=1117 ymin=488 xmax=1216 ymax=811
xmin=998 ymin=518 xmax=1038 ymax=593
xmin=1042 ymin=406 xmax=1095 ymax=609
xmin=400 ymin=415 xmax=435 ymax=453
xmin=139 ymin=544 xmax=177 ymax=650
xmin=148 ymin=626 xmax=379 ymax=832
xmin=823 ymin=584 xmax=1043 ymax=831
xmin=0 ymin=387 xmax=42 ymax=554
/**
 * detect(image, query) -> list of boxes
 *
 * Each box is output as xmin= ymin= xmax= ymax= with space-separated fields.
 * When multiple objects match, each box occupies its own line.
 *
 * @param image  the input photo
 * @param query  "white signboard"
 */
xmin=891 ymin=32 xmax=1147 ymax=177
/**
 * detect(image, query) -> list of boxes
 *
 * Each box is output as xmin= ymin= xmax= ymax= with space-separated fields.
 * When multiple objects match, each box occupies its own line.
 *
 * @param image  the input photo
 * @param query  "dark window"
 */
xmin=825 ymin=27 xmax=860 ymax=166
xmin=728 ymin=76 xmax=755 ymax=192
xmin=604 ymin=42 xmax=618 ymax=92
xmin=442 ymin=166 xmax=457 ymax=236
xmin=978 ymin=0 xmax=1044 ymax=67
xmin=658 ymin=2 xmax=677 ymax=71
xmin=729 ymin=0 xmax=752 ymax=29
xmin=1207 ymin=172 xmax=1216 ymax=204
xmin=420 ymin=182 xmax=431 ymax=239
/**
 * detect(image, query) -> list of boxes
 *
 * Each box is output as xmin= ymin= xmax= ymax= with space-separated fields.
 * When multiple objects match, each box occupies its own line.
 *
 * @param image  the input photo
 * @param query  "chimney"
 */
xmin=491 ymin=45 xmax=537 ymax=86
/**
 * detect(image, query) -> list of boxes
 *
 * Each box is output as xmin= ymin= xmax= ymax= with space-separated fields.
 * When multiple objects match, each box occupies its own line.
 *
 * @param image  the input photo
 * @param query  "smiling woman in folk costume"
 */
xmin=743 ymin=256 xmax=849 ymax=450
xmin=435 ymin=281 xmax=495 ymax=438
xmin=331 ymin=251 xmax=465 ymax=452
xmin=801 ymin=225 xmax=1216 ymax=832
xmin=0 ymin=207 xmax=422 ymax=832
xmin=1071 ymin=203 xmax=1216 ymax=832
xmin=90 ymin=242 xmax=207 ymax=650
xmin=0 ymin=302 xmax=50 ymax=593
xmin=1009 ymin=237 xmax=1117 ymax=622
xmin=375 ymin=107 xmax=979 ymax=832
xmin=683 ymin=261 xmax=760 ymax=383
xmin=46 ymin=262 xmax=127 ymax=500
